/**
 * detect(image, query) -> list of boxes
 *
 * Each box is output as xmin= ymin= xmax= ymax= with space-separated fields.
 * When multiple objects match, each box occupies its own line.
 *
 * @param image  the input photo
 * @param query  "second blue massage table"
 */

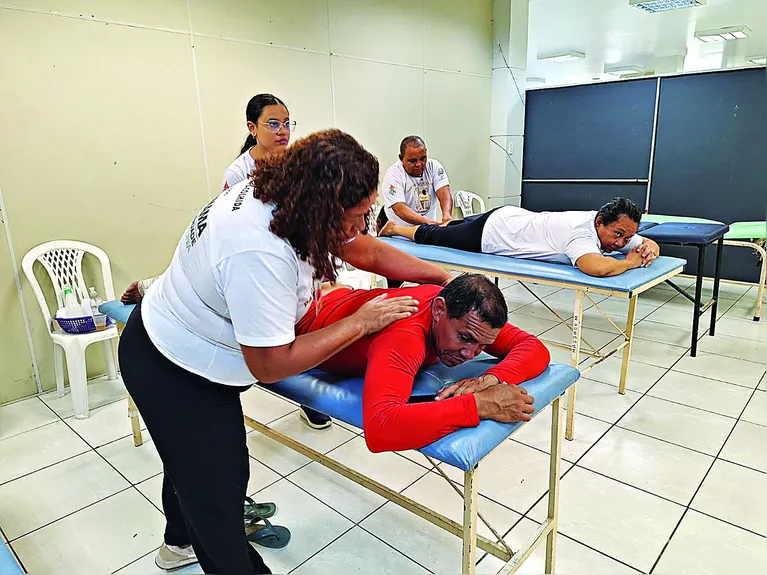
xmin=379 ymin=236 xmax=686 ymax=441
xmin=640 ymin=220 xmax=730 ymax=356
xmin=101 ymin=301 xmax=580 ymax=574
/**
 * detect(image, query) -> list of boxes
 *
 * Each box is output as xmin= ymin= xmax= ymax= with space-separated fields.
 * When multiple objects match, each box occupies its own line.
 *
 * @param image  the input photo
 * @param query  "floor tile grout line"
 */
xmin=110 ymin=544 xmax=162 ymax=575
xmin=649 ymin=384 xmax=763 ymax=573
xmin=285 ymin=523 xmax=357 ymax=574
xmin=503 ymin=342 xmax=689 ymax=554
xmin=356 ymin=524 xmax=437 ymax=573
xmin=0 ymin=446 xmax=91 ymax=488
xmin=7 ymin=485 xmax=135 ymax=543
xmin=276 ymin=464 xmax=433 ymax=572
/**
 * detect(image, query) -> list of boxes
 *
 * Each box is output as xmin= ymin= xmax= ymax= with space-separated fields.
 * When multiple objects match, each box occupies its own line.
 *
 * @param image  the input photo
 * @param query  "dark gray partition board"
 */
xmin=521 ymin=182 xmax=646 ymax=213
xmin=523 ymin=78 xmax=657 ymax=180
xmin=649 ymin=67 xmax=766 ymax=224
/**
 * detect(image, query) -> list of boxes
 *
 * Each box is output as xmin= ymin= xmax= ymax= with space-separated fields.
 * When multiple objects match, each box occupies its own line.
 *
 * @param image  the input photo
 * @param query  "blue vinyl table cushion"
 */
xmin=379 ymin=237 xmax=685 ymax=294
xmin=101 ymin=302 xmax=579 ymax=471
xmin=641 ymin=222 xmax=730 ymax=246
xmin=261 ymin=356 xmax=579 ymax=471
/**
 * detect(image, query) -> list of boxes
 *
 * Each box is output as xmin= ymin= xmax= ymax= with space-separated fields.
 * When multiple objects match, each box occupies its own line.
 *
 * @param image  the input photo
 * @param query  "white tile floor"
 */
xmin=0 ymin=279 xmax=765 ymax=574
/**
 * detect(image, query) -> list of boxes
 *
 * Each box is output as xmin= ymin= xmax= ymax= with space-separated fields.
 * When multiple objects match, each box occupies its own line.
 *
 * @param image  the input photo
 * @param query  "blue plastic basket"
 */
xmin=55 ymin=314 xmax=113 ymax=334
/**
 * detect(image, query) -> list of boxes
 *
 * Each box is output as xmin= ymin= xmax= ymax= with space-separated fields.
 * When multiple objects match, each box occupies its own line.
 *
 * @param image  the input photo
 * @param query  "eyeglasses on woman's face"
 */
xmin=259 ymin=120 xmax=296 ymax=133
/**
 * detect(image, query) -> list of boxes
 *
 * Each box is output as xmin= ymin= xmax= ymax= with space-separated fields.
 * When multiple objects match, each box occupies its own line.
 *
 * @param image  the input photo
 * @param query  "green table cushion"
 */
xmin=724 ymin=221 xmax=767 ymax=240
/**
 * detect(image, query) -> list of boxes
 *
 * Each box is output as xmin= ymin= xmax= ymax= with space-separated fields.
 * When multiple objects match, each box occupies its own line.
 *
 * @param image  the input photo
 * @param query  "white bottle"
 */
xmin=88 ymin=286 xmax=103 ymax=316
xmin=62 ymin=285 xmax=79 ymax=318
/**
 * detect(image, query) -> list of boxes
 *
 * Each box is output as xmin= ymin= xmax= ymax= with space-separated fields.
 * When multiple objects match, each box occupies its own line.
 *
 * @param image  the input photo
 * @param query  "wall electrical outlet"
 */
xmin=507 ymin=141 xmax=514 ymax=155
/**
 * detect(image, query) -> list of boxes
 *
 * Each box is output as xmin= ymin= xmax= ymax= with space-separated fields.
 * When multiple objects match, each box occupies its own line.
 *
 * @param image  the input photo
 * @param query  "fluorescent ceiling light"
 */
xmin=747 ymin=55 xmax=766 ymax=65
xmin=537 ymin=51 xmax=586 ymax=63
xmin=604 ymin=64 xmax=644 ymax=76
xmin=694 ymin=25 xmax=752 ymax=43
xmin=526 ymin=77 xmax=546 ymax=86
xmin=630 ymin=0 xmax=706 ymax=13
xmin=621 ymin=71 xmax=655 ymax=79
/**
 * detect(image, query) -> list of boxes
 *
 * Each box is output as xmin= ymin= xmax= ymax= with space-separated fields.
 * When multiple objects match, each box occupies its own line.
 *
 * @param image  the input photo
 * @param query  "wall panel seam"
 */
xmin=186 ymin=0 xmax=212 ymax=199
xmin=0 ymin=4 xmax=191 ymax=36
xmin=0 ymin=185 xmax=42 ymax=394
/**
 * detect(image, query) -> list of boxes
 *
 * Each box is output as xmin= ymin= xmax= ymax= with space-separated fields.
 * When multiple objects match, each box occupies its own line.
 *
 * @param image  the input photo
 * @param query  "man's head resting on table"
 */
xmin=429 ymin=274 xmax=508 ymax=368
xmin=594 ymin=197 xmax=643 ymax=253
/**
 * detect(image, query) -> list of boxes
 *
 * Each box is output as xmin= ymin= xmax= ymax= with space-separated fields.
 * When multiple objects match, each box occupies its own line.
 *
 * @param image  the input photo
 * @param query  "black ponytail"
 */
xmin=239 ymin=134 xmax=258 ymax=155
xmin=238 ymin=93 xmax=289 ymax=156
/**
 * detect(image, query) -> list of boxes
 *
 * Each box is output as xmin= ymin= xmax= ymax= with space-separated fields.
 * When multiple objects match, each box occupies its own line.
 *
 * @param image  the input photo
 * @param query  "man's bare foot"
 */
xmin=378 ymin=220 xmax=397 ymax=237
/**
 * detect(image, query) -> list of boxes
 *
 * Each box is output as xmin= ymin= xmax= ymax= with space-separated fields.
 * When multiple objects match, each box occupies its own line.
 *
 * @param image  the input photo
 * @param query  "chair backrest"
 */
xmin=21 ymin=240 xmax=116 ymax=331
xmin=455 ymin=190 xmax=486 ymax=218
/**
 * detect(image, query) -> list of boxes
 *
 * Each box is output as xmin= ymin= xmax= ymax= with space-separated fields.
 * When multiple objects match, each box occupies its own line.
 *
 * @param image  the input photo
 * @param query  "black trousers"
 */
xmin=413 ymin=208 xmax=498 ymax=253
xmin=376 ymin=208 xmax=404 ymax=288
xmin=118 ymin=303 xmax=270 ymax=575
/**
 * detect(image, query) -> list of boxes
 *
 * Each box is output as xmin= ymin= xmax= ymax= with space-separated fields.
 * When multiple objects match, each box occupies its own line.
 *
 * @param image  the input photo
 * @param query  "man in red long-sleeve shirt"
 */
xmin=296 ymin=274 xmax=550 ymax=453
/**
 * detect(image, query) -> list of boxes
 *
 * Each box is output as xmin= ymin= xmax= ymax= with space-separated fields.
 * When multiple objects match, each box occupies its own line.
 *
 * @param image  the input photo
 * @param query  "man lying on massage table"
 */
xmin=297 ymin=273 xmax=551 ymax=452
xmin=379 ymin=197 xmax=661 ymax=278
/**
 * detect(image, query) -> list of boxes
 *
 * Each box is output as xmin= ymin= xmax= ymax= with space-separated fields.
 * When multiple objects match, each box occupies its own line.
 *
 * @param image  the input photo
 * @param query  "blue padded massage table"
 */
xmin=379 ymin=236 xmax=685 ymax=440
xmin=640 ymin=220 xmax=730 ymax=356
xmin=101 ymin=300 xmax=579 ymax=574
xmin=0 ymin=539 xmax=23 ymax=575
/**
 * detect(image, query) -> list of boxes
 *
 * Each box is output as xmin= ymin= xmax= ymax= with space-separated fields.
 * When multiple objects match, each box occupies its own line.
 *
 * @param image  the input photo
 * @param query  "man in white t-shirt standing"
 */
xmin=381 ymin=136 xmax=454 ymax=227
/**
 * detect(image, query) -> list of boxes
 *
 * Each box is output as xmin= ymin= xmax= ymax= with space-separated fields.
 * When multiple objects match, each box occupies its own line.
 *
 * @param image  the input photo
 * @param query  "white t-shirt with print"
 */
xmin=221 ymin=148 xmax=256 ymax=191
xmin=480 ymin=206 xmax=643 ymax=266
xmin=381 ymin=158 xmax=450 ymax=226
xmin=142 ymin=180 xmax=315 ymax=386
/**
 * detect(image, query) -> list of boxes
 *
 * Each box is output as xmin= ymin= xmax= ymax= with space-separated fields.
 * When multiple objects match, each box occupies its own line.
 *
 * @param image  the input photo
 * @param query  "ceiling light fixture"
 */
xmin=537 ymin=51 xmax=586 ymax=63
xmin=604 ymin=64 xmax=645 ymax=76
xmin=629 ymin=0 xmax=706 ymax=13
xmin=694 ymin=25 xmax=752 ymax=43
xmin=747 ymin=55 xmax=766 ymax=65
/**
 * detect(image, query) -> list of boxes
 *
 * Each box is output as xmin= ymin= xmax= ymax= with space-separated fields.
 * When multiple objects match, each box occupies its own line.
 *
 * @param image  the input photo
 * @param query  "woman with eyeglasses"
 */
xmin=221 ymin=94 xmax=295 ymax=192
xmin=118 ymin=130 xmax=452 ymax=574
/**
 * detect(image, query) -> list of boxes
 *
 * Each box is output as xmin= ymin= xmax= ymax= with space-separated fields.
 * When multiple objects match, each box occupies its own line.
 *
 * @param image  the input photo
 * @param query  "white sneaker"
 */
xmin=155 ymin=543 xmax=198 ymax=571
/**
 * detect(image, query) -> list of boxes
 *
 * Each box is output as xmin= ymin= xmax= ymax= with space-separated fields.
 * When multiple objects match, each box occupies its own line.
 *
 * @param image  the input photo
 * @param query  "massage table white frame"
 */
xmin=243 ymin=401 xmax=564 ymax=574
xmin=378 ymin=237 xmax=685 ymax=440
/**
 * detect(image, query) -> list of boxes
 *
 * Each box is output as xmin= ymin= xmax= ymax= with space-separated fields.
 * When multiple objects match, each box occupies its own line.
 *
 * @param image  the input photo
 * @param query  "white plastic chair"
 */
xmin=455 ymin=190 xmax=486 ymax=218
xmin=22 ymin=240 xmax=120 ymax=419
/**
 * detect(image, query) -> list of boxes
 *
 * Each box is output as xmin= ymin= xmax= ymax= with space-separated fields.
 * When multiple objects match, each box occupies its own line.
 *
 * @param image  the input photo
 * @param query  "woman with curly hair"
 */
xmin=117 ymin=129 xmax=452 ymax=575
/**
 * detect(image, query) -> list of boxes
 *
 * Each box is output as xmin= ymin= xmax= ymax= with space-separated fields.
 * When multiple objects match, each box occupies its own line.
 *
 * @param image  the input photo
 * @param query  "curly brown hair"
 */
xmin=250 ymin=129 xmax=379 ymax=282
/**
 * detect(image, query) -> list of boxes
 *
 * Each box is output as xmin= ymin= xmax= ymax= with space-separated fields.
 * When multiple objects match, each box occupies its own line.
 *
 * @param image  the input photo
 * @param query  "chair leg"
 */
xmin=128 ymin=394 xmax=144 ymax=447
xmin=101 ymin=340 xmax=118 ymax=380
xmin=63 ymin=345 xmax=89 ymax=419
xmin=54 ymin=344 xmax=65 ymax=398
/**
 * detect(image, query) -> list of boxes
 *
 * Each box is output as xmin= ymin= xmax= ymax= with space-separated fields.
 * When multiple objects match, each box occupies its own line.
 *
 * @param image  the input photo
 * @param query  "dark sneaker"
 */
xmin=299 ymin=406 xmax=332 ymax=430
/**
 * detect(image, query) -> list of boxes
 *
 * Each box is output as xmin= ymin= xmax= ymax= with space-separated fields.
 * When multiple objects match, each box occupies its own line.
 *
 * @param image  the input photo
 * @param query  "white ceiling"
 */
xmin=526 ymin=0 xmax=767 ymax=86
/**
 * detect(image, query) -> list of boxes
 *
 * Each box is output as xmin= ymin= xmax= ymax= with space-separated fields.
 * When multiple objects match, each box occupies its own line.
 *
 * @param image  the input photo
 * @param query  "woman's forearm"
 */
xmin=337 ymin=234 xmax=451 ymax=285
xmin=242 ymin=315 xmax=366 ymax=383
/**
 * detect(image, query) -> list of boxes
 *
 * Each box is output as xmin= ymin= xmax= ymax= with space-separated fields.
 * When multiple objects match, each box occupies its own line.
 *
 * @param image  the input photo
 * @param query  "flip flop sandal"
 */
xmin=244 ymin=496 xmax=277 ymax=520
xmin=245 ymin=517 xmax=291 ymax=549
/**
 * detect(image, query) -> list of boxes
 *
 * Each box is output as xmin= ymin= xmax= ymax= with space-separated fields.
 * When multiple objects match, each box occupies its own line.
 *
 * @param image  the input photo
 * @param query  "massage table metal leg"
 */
xmin=128 ymin=394 xmax=143 ymax=447
xmin=545 ymin=395 xmax=563 ymax=574
xmin=709 ymin=237 xmax=724 ymax=336
xmin=500 ymin=394 xmax=564 ymax=575
xmin=461 ymin=468 xmax=479 ymax=574
xmin=618 ymin=295 xmax=638 ymax=395
xmin=722 ymin=239 xmax=767 ymax=321
xmin=690 ymin=246 xmax=706 ymax=357
xmin=756 ymin=242 xmax=766 ymax=321
xmin=565 ymin=291 xmax=584 ymax=440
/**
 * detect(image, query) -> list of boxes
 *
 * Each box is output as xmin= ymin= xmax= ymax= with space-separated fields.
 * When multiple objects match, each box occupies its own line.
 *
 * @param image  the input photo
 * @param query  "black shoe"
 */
xmin=299 ymin=406 xmax=332 ymax=430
